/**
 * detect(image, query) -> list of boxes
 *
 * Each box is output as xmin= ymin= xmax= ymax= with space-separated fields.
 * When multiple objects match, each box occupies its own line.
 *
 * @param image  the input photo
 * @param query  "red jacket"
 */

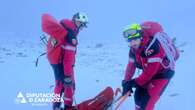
xmin=42 ymin=14 xmax=78 ymax=76
xmin=124 ymin=21 xmax=179 ymax=87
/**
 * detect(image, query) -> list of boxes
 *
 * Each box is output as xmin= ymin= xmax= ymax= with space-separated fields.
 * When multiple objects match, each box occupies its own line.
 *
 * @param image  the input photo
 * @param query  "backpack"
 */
xmin=35 ymin=14 xmax=66 ymax=67
xmin=141 ymin=21 xmax=180 ymax=70
xmin=42 ymin=13 xmax=67 ymax=42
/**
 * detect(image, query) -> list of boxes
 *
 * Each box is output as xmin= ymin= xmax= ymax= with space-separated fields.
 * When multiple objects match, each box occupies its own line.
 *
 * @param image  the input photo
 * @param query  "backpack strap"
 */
xmin=60 ymin=21 xmax=78 ymax=36
xmin=146 ymin=32 xmax=177 ymax=70
xmin=60 ymin=21 xmax=78 ymax=46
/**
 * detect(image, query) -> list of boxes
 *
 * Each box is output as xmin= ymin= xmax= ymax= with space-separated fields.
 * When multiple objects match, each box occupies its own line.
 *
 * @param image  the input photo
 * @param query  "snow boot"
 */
xmin=53 ymin=102 xmax=62 ymax=110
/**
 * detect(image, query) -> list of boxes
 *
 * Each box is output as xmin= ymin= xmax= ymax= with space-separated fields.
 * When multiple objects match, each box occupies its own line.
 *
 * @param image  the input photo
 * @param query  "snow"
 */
xmin=1 ymin=0 xmax=195 ymax=109
xmin=0 ymin=36 xmax=194 ymax=110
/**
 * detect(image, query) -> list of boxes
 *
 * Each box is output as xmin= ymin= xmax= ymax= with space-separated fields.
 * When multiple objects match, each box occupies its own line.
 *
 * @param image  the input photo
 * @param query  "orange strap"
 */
xmin=114 ymin=91 xmax=130 ymax=110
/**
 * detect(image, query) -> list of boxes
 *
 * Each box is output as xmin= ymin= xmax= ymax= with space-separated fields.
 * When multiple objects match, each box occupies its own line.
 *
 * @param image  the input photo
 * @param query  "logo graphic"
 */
xmin=15 ymin=91 xmax=63 ymax=106
xmin=15 ymin=92 xmax=27 ymax=104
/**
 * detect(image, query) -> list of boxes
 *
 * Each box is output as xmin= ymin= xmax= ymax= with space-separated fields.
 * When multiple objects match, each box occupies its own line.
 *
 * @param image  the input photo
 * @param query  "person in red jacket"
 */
xmin=121 ymin=22 xmax=179 ymax=110
xmin=42 ymin=12 xmax=88 ymax=110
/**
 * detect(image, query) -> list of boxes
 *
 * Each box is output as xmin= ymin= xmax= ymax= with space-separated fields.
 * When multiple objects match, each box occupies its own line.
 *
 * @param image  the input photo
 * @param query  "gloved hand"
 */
xmin=122 ymin=79 xmax=137 ymax=96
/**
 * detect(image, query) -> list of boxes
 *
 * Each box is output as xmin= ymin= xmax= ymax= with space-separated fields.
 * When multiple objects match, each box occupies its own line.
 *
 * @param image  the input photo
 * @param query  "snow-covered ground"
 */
xmin=1 ymin=0 xmax=195 ymax=109
xmin=0 ymin=36 xmax=194 ymax=110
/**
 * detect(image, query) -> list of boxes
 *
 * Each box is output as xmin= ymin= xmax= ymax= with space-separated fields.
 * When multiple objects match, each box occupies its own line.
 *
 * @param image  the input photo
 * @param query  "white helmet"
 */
xmin=73 ymin=12 xmax=88 ymax=27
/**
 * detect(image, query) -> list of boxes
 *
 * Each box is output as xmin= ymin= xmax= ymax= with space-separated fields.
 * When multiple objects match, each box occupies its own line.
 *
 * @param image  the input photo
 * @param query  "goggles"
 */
xmin=123 ymin=29 xmax=141 ymax=42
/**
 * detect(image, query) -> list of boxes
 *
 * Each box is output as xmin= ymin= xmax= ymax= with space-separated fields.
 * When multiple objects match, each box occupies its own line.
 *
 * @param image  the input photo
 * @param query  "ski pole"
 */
xmin=35 ymin=52 xmax=46 ymax=67
xmin=114 ymin=91 xmax=130 ymax=110
xmin=40 ymin=34 xmax=48 ymax=46
xmin=73 ymin=95 xmax=79 ymax=110
xmin=35 ymin=34 xmax=48 ymax=67
xmin=72 ymin=87 xmax=79 ymax=110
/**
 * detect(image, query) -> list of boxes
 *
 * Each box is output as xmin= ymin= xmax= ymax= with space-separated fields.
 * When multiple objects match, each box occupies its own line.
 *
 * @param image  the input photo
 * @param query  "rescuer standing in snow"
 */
xmin=42 ymin=12 xmax=88 ymax=110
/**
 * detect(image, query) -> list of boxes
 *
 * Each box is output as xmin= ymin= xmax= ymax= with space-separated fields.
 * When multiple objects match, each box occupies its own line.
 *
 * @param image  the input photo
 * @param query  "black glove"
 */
xmin=122 ymin=79 xmax=137 ymax=96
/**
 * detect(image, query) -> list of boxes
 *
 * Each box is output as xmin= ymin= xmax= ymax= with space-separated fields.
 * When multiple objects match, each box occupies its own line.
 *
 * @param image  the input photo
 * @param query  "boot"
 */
xmin=53 ymin=102 xmax=61 ymax=110
xmin=64 ymin=105 xmax=73 ymax=110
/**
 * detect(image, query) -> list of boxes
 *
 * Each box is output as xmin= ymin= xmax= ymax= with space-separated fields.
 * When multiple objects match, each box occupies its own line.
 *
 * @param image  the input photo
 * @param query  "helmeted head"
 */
xmin=72 ymin=12 xmax=89 ymax=30
xmin=123 ymin=23 xmax=142 ymax=49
